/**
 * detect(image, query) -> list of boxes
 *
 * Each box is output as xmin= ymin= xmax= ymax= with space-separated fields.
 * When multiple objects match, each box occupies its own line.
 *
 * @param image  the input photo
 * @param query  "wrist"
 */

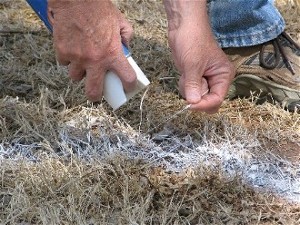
xmin=163 ymin=0 xmax=207 ymax=31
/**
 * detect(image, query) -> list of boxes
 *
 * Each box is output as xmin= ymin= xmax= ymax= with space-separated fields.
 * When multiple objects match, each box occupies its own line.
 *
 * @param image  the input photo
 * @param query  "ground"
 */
xmin=0 ymin=0 xmax=299 ymax=224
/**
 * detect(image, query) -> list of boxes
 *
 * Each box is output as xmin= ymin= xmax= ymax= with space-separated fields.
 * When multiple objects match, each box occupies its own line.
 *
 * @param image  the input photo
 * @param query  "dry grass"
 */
xmin=0 ymin=0 xmax=300 ymax=224
xmin=1 ymin=157 xmax=300 ymax=225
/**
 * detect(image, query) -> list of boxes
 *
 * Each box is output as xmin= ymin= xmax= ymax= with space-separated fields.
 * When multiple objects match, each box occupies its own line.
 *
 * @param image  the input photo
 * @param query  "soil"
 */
xmin=265 ymin=141 xmax=300 ymax=164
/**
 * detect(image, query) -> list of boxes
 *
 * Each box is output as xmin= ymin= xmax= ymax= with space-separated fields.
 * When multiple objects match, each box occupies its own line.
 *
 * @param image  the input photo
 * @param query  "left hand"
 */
xmin=164 ymin=0 xmax=235 ymax=114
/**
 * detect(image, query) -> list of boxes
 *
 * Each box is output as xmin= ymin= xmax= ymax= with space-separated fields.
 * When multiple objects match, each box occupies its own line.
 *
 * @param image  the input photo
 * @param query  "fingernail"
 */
xmin=186 ymin=90 xmax=202 ymax=103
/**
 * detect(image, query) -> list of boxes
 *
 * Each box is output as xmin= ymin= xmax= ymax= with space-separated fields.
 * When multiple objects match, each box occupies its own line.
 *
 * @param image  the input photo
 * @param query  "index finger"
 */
xmin=109 ymin=51 xmax=137 ymax=93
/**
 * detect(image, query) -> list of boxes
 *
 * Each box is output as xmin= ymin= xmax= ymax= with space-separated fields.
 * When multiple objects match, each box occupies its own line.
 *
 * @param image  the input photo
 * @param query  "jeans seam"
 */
xmin=214 ymin=18 xmax=285 ymax=39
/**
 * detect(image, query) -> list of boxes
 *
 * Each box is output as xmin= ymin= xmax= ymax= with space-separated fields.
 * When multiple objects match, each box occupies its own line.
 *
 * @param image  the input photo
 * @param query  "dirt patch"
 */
xmin=264 ymin=141 xmax=300 ymax=163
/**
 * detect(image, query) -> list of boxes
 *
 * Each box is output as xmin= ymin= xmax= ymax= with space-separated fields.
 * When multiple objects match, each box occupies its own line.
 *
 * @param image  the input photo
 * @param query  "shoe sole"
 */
xmin=227 ymin=74 xmax=300 ymax=111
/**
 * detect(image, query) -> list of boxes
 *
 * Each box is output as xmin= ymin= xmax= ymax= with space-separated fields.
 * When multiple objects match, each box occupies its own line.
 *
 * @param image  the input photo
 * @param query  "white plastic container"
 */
xmin=103 ymin=56 xmax=150 ymax=110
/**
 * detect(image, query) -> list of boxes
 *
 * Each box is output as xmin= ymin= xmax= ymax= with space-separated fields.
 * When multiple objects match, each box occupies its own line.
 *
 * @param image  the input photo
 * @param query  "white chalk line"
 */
xmin=0 ymin=115 xmax=299 ymax=204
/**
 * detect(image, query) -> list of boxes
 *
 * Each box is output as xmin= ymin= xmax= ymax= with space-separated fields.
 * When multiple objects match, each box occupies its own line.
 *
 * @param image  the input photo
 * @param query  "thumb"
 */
xmin=179 ymin=76 xmax=209 ymax=100
xmin=180 ymin=73 xmax=203 ymax=104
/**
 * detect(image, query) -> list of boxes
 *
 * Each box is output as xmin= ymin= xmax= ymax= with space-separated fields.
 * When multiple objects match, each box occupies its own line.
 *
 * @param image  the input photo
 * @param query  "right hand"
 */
xmin=47 ymin=0 xmax=137 ymax=102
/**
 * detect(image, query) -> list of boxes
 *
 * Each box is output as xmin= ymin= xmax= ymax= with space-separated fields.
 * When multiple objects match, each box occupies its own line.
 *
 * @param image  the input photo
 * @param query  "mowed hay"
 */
xmin=0 ymin=0 xmax=300 ymax=224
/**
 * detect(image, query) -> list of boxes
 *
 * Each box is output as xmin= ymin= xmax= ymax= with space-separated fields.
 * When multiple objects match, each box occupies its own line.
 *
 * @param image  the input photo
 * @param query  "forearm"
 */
xmin=164 ymin=1 xmax=207 ymax=27
xmin=163 ymin=0 xmax=215 ymax=47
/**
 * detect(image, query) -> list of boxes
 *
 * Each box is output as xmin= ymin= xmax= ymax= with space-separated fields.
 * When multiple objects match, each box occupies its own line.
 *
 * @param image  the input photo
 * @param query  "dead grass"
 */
xmin=1 ymin=157 xmax=300 ymax=225
xmin=0 ymin=0 xmax=299 ymax=224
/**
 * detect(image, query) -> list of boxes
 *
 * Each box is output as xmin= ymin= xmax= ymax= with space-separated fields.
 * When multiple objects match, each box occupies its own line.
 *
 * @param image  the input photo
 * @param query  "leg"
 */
xmin=208 ymin=0 xmax=300 ymax=111
xmin=207 ymin=0 xmax=285 ymax=48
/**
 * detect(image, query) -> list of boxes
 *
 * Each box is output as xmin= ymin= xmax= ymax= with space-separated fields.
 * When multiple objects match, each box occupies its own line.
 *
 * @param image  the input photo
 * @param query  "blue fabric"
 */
xmin=207 ymin=0 xmax=285 ymax=48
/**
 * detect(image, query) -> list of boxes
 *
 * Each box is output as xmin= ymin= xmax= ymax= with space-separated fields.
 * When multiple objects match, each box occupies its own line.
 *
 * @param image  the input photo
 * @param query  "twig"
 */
xmin=138 ymin=86 xmax=149 ymax=134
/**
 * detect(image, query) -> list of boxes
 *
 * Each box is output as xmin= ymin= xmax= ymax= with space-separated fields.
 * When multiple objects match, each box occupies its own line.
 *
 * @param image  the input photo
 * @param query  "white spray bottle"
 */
xmin=26 ymin=0 xmax=150 ymax=110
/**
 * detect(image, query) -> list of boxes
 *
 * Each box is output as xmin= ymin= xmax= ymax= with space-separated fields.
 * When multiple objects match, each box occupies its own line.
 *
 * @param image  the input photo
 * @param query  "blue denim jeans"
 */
xmin=207 ymin=0 xmax=285 ymax=48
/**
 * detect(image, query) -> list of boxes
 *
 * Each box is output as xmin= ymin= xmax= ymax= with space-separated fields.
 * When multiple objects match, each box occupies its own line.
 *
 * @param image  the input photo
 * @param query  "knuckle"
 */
xmin=107 ymin=45 xmax=120 ymax=57
xmin=185 ymin=80 xmax=200 ymax=89
xmin=84 ymin=45 xmax=120 ymax=63
xmin=222 ymin=55 xmax=235 ymax=73
xmin=122 ymin=18 xmax=133 ymax=30
xmin=71 ymin=49 xmax=83 ymax=61
xmin=127 ymin=25 xmax=134 ymax=35
xmin=216 ymin=98 xmax=223 ymax=106
xmin=55 ymin=42 xmax=68 ymax=57
xmin=123 ymin=72 xmax=136 ymax=84
xmin=223 ymin=61 xmax=236 ymax=80
xmin=123 ymin=75 xmax=137 ymax=91
xmin=85 ymin=89 xmax=100 ymax=102
xmin=69 ymin=72 xmax=83 ymax=81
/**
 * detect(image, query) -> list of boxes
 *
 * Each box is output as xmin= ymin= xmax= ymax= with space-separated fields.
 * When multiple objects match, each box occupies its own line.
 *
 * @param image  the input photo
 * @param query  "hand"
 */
xmin=164 ymin=1 xmax=235 ymax=114
xmin=169 ymin=27 xmax=235 ymax=113
xmin=48 ymin=0 xmax=136 ymax=102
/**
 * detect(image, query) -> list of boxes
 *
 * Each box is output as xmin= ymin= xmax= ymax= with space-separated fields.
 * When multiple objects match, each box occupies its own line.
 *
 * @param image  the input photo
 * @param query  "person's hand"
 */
xmin=164 ymin=1 xmax=235 ymax=114
xmin=168 ymin=26 xmax=235 ymax=113
xmin=47 ymin=0 xmax=136 ymax=102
